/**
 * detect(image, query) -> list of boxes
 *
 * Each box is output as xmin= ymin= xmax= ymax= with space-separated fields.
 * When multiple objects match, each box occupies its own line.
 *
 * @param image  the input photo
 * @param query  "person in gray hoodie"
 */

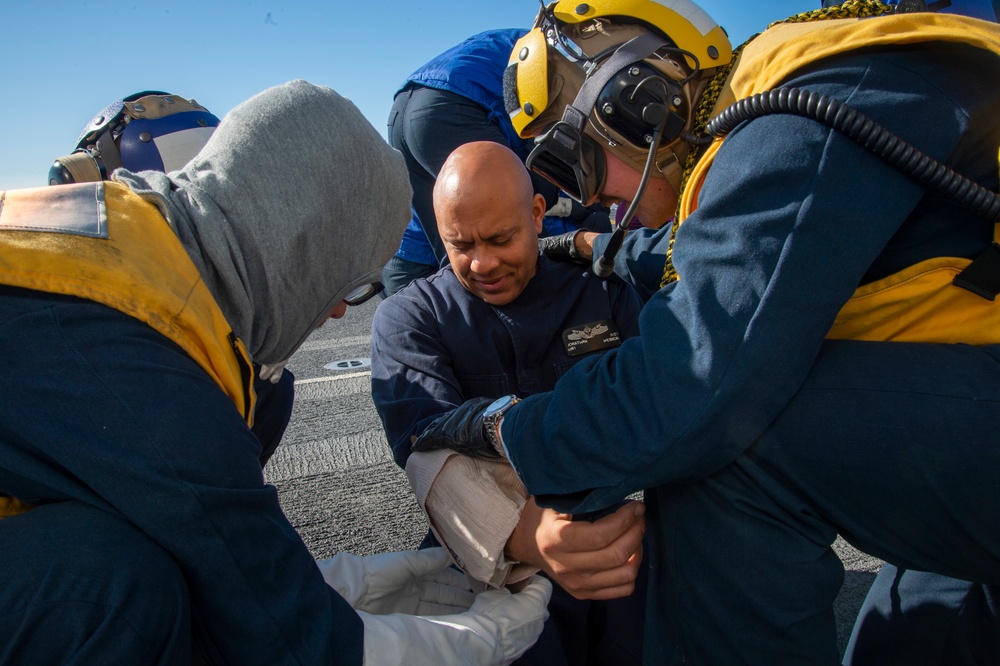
xmin=0 ymin=79 xmax=550 ymax=665
xmin=46 ymin=88 xmax=296 ymax=468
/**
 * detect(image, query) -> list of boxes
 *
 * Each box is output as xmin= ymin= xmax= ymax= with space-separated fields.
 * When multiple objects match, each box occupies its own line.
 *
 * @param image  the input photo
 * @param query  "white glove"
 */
xmin=357 ymin=574 xmax=552 ymax=666
xmin=258 ymin=361 xmax=287 ymax=384
xmin=545 ymin=196 xmax=573 ymax=218
xmin=317 ymin=547 xmax=474 ymax=615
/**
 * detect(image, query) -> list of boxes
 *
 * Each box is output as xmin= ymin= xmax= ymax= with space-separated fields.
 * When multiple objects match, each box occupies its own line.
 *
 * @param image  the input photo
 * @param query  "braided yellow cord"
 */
xmin=660 ymin=0 xmax=892 ymax=287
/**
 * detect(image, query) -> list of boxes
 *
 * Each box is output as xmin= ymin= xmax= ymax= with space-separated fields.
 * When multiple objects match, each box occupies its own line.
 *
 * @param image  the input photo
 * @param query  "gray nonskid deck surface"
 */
xmin=267 ymin=299 xmax=883 ymax=655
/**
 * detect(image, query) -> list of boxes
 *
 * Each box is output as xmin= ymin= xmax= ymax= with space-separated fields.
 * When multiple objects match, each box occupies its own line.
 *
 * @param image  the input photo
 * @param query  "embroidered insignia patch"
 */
xmin=562 ymin=319 xmax=622 ymax=357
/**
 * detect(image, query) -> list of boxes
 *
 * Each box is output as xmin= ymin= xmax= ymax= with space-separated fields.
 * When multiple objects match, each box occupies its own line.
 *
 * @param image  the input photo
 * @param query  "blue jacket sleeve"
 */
xmin=370 ymin=287 xmax=466 ymax=468
xmin=592 ymin=225 xmax=673 ymax=303
xmin=502 ymin=51 xmax=980 ymax=514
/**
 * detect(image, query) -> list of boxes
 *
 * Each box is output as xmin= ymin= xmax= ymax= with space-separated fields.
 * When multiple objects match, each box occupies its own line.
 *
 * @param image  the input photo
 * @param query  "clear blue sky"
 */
xmin=1 ymin=0 xmax=815 ymax=190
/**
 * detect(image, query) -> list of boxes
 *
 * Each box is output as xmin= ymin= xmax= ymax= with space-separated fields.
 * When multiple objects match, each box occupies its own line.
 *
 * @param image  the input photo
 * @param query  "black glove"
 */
xmin=410 ymin=396 xmax=500 ymax=458
xmin=538 ymin=230 xmax=588 ymax=265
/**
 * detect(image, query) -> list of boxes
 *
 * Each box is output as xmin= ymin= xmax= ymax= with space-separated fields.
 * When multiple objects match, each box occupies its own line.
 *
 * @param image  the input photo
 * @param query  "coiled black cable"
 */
xmin=704 ymin=87 xmax=1000 ymax=222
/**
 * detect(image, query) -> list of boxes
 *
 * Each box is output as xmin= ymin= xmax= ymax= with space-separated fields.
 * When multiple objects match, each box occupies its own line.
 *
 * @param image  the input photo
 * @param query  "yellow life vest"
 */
xmin=0 ymin=182 xmax=257 ymax=519
xmin=677 ymin=13 xmax=1000 ymax=345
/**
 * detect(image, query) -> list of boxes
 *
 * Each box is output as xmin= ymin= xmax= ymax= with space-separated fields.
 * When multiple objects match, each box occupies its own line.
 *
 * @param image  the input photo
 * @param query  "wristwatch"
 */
xmin=482 ymin=394 xmax=520 ymax=456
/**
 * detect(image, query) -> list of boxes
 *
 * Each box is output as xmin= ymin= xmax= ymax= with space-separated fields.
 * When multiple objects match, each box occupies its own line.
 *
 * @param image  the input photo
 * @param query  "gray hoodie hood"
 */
xmin=115 ymin=80 xmax=411 ymax=365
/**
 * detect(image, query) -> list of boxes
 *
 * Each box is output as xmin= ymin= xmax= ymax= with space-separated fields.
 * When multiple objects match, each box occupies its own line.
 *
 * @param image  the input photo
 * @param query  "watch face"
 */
xmin=484 ymin=395 xmax=515 ymax=418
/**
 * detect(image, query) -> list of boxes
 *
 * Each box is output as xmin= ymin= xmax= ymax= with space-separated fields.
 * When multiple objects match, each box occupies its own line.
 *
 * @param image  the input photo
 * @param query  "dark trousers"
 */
xmin=380 ymin=255 xmax=437 ymax=299
xmin=384 ymin=84 xmax=559 ymax=296
xmin=515 ymin=560 xmax=647 ymax=666
xmin=647 ymin=339 xmax=1000 ymax=665
xmin=418 ymin=523 xmax=647 ymax=665
xmin=387 ymin=85 xmax=512 ymax=266
xmin=844 ymin=564 xmax=1000 ymax=665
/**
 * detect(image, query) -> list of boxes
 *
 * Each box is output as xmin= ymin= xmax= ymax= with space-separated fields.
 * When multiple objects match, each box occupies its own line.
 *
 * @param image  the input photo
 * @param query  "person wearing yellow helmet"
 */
xmin=822 ymin=7 xmax=1000 ymax=663
xmin=507 ymin=0 xmax=731 ymax=209
xmin=410 ymin=0 xmax=1000 ymax=663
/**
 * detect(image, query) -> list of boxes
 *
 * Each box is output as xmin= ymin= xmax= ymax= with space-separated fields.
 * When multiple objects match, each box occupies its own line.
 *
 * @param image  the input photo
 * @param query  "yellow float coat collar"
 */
xmin=677 ymin=13 xmax=1000 ymax=345
xmin=0 ymin=181 xmax=256 ymax=419
xmin=0 ymin=182 xmax=258 ymax=519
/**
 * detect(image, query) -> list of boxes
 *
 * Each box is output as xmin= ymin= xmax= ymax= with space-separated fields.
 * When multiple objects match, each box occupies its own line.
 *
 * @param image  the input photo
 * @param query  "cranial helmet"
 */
xmin=49 ymin=91 xmax=221 ymax=185
xmin=503 ymin=0 xmax=732 ymax=204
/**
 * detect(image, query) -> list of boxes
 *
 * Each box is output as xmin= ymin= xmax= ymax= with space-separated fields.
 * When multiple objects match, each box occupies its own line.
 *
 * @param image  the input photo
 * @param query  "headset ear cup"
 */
xmin=596 ymin=63 xmax=687 ymax=147
xmin=48 ymin=152 xmax=104 ymax=185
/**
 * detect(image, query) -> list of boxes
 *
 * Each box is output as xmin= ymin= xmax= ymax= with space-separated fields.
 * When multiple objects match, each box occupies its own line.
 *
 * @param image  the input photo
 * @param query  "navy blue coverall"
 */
xmin=500 ymin=46 xmax=1000 ymax=664
xmin=371 ymin=255 xmax=646 ymax=665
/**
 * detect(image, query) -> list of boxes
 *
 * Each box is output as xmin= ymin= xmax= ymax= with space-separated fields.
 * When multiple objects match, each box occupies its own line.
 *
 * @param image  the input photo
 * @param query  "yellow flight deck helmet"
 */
xmin=504 ymin=0 xmax=732 ymax=205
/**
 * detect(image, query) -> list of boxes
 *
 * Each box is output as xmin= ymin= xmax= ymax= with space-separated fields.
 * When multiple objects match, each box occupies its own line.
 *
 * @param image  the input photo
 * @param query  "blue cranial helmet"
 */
xmin=49 ymin=91 xmax=221 ymax=185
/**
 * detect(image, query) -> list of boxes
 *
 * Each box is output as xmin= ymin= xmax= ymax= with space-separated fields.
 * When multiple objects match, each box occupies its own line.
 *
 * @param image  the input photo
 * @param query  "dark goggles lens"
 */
xmin=526 ymin=121 xmax=606 ymax=205
xmin=344 ymin=282 xmax=384 ymax=306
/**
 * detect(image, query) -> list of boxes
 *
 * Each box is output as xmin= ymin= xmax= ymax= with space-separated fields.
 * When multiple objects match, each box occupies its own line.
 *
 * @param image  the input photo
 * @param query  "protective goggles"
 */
xmin=343 ymin=282 xmax=384 ymax=306
xmin=527 ymin=122 xmax=606 ymax=205
xmin=524 ymin=31 xmax=667 ymax=205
